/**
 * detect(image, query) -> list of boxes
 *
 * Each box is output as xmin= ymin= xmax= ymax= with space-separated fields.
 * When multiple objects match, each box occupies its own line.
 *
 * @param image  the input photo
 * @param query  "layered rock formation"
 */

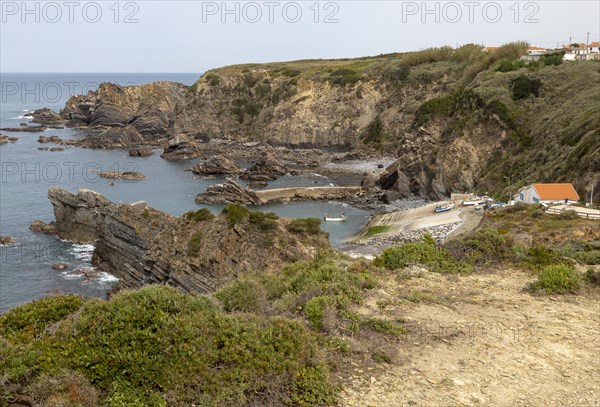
xmin=195 ymin=180 xmax=264 ymax=205
xmin=35 ymin=187 xmax=327 ymax=293
xmin=240 ymin=150 xmax=288 ymax=181
xmin=192 ymin=154 xmax=241 ymax=175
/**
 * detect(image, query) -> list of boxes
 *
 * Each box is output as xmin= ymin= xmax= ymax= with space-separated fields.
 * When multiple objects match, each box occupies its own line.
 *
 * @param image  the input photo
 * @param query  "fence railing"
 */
xmin=546 ymin=206 xmax=600 ymax=220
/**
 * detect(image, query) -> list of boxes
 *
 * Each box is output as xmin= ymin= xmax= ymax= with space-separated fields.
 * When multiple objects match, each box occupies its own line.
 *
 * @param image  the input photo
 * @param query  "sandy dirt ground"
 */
xmin=335 ymin=268 xmax=600 ymax=407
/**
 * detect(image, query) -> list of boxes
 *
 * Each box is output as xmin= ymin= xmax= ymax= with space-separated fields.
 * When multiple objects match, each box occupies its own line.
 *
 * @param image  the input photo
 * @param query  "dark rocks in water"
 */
xmin=30 ymin=220 xmax=57 ymax=235
xmin=240 ymin=150 xmax=288 ymax=181
xmin=0 ymin=235 xmax=16 ymax=245
xmin=195 ymin=180 xmax=264 ymax=205
xmin=38 ymin=135 xmax=63 ymax=143
xmin=0 ymin=135 xmax=18 ymax=144
xmin=38 ymin=147 xmax=65 ymax=152
xmin=0 ymin=125 xmax=47 ymax=132
xmin=160 ymin=139 xmax=201 ymax=160
xmin=128 ymin=147 xmax=154 ymax=157
xmin=30 ymin=108 xmax=65 ymax=125
xmin=51 ymin=262 xmax=68 ymax=271
xmin=99 ymin=171 xmax=146 ymax=180
xmin=191 ymin=154 xmax=241 ymax=175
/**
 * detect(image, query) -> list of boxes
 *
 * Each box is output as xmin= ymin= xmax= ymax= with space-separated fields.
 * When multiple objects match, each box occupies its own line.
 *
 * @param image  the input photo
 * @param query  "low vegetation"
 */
xmin=184 ymin=208 xmax=215 ymax=223
xmin=0 ymin=286 xmax=337 ymax=406
xmin=374 ymin=235 xmax=472 ymax=273
xmin=287 ymin=218 xmax=323 ymax=235
xmin=531 ymin=264 xmax=581 ymax=294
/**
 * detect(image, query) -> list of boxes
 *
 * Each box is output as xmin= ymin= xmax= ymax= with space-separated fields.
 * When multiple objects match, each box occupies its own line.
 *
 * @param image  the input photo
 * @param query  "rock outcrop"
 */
xmin=240 ymin=150 xmax=288 ymax=181
xmin=0 ymin=236 xmax=16 ymax=245
xmin=35 ymin=187 xmax=327 ymax=293
xmin=30 ymin=108 xmax=65 ymax=125
xmin=99 ymin=171 xmax=146 ymax=180
xmin=128 ymin=147 xmax=154 ymax=157
xmin=195 ymin=180 xmax=264 ymax=205
xmin=192 ymin=154 xmax=241 ymax=175
xmin=160 ymin=139 xmax=202 ymax=160
xmin=0 ymin=135 xmax=18 ymax=144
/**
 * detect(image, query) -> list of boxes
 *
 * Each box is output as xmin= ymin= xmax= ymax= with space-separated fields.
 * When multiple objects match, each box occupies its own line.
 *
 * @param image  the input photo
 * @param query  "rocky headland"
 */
xmin=32 ymin=187 xmax=329 ymax=293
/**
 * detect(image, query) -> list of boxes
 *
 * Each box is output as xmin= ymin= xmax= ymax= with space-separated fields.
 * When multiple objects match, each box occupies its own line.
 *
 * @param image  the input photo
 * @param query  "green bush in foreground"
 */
xmin=374 ymin=237 xmax=472 ymax=273
xmin=0 ymin=286 xmax=336 ymax=406
xmin=287 ymin=218 xmax=322 ymax=235
xmin=222 ymin=204 xmax=250 ymax=228
xmin=532 ymin=264 xmax=580 ymax=294
xmin=185 ymin=208 xmax=215 ymax=223
xmin=214 ymin=255 xmax=377 ymax=334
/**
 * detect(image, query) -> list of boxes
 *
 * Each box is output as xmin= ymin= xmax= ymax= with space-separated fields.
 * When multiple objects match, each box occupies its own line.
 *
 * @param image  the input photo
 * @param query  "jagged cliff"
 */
xmin=42 ymin=187 xmax=328 ymax=293
xmin=53 ymin=44 xmax=600 ymax=198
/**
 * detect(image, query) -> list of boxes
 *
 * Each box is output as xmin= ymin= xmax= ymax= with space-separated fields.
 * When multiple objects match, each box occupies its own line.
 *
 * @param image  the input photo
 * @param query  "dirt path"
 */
xmin=336 ymin=269 xmax=600 ymax=406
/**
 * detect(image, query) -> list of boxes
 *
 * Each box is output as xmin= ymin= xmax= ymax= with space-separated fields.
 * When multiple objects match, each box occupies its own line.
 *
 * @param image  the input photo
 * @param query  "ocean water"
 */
xmin=0 ymin=73 xmax=372 ymax=312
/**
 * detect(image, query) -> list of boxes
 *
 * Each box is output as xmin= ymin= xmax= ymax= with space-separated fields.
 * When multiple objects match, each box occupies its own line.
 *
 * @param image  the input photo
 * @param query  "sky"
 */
xmin=1 ymin=1 xmax=599 ymax=73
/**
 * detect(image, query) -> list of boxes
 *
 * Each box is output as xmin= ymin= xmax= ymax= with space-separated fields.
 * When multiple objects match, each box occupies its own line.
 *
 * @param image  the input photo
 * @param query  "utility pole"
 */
xmin=587 ymin=32 xmax=590 ymax=47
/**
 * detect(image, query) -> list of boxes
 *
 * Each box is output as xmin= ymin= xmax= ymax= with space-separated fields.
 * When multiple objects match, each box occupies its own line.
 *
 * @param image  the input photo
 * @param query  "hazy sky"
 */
xmin=1 ymin=1 xmax=599 ymax=72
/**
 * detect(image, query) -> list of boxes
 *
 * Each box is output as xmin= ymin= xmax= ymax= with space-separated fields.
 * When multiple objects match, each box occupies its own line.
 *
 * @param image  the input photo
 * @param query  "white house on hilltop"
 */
xmin=513 ymin=183 xmax=580 ymax=205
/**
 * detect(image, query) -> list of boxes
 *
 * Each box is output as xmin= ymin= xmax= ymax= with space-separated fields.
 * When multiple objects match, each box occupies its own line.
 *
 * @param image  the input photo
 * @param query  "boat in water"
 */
xmin=324 ymin=213 xmax=346 ymax=222
xmin=434 ymin=203 xmax=455 ymax=213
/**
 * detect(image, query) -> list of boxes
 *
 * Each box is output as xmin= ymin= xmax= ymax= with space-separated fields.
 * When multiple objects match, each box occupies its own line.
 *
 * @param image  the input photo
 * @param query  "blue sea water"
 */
xmin=0 ymin=73 xmax=371 ymax=312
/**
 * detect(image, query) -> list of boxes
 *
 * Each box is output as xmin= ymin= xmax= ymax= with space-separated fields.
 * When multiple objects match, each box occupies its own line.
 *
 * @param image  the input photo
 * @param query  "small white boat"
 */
xmin=324 ymin=213 xmax=346 ymax=222
xmin=434 ymin=203 xmax=455 ymax=213
xmin=462 ymin=198 xmax=485 ymax=206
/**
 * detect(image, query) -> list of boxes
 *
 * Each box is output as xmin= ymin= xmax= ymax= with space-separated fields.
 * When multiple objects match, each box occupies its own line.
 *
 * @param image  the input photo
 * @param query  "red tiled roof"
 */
xmin=528 ymin=46 xmax=546 ymax=51
xmin=590 ymin=42 xmax=600 ymax=47
xmin=533 ymin=183 xmax=580 ymax=201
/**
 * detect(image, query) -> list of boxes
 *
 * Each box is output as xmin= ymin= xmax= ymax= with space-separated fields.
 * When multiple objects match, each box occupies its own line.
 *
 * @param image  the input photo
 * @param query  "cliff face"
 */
xmin=44 ymin=187 xmax=327 ymax=293
xmin=56 ymin=49 xmax=600 ymax=198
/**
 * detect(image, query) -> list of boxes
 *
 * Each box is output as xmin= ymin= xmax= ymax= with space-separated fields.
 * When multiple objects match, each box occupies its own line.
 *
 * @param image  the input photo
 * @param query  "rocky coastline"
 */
xmin=31 ymin=187 xmax=329 ymax=294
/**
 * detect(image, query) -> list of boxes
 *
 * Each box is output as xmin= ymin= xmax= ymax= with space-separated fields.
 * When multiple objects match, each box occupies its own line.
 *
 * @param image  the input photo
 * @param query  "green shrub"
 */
xmin=215 ymin=280 xmax=266 ymax=313
xmin=328 ymin=69 xmax=361 ymax=85
xmin=291 ymin=365 xmax=337 ymax=407
xmin=248 ymin=211 xmax=279 ymax=231
xmin=524 ymin=245 xmax=562 ymax=270
xmin=362 ymin=117 xmax=386 ymax=144
xmin=243 ymin=74 xmax=258 ymax=88
xmin=364 ymin=225 xmax=393 ymax=237
xmin=445 ymin=229 xmax=515 ymax=266
xmin=222 ymin=204 xmax=250 ymax=228
xmin=0 ymin=286 xmax=336 ymax=406
xmin=495 ymin=58 xmax=526 ymax=72
xmin=362 ymin=318 xmax=405 ymax=336
xmin=185 ymin=208 xmax=215 ymax=223
xmin=304 ymin=296 xmax=334 ymax=331
xmin=557 ymin=210 xmax=579 ymax=220
xmin=532 ymin=264 xmax=580 ymax=293
xmin=511 ymin=75 xmax=542 ymax=100
xmin=187 ymin=232 xmax=202 ymax=257
xmin=204 ymin=73 xmax=220 ymax=86
xmin=282 ymin=68 xmax=301 ymax=77
xmin=558 ymin=240 xmax=600 ymax=265
xmin=287 ymin=218 xmax=322 ymax=235
xmin=374 ymin=238 xmax=471 ymax=273
xmin=0 ymin=294 xmax=84 ymax=341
